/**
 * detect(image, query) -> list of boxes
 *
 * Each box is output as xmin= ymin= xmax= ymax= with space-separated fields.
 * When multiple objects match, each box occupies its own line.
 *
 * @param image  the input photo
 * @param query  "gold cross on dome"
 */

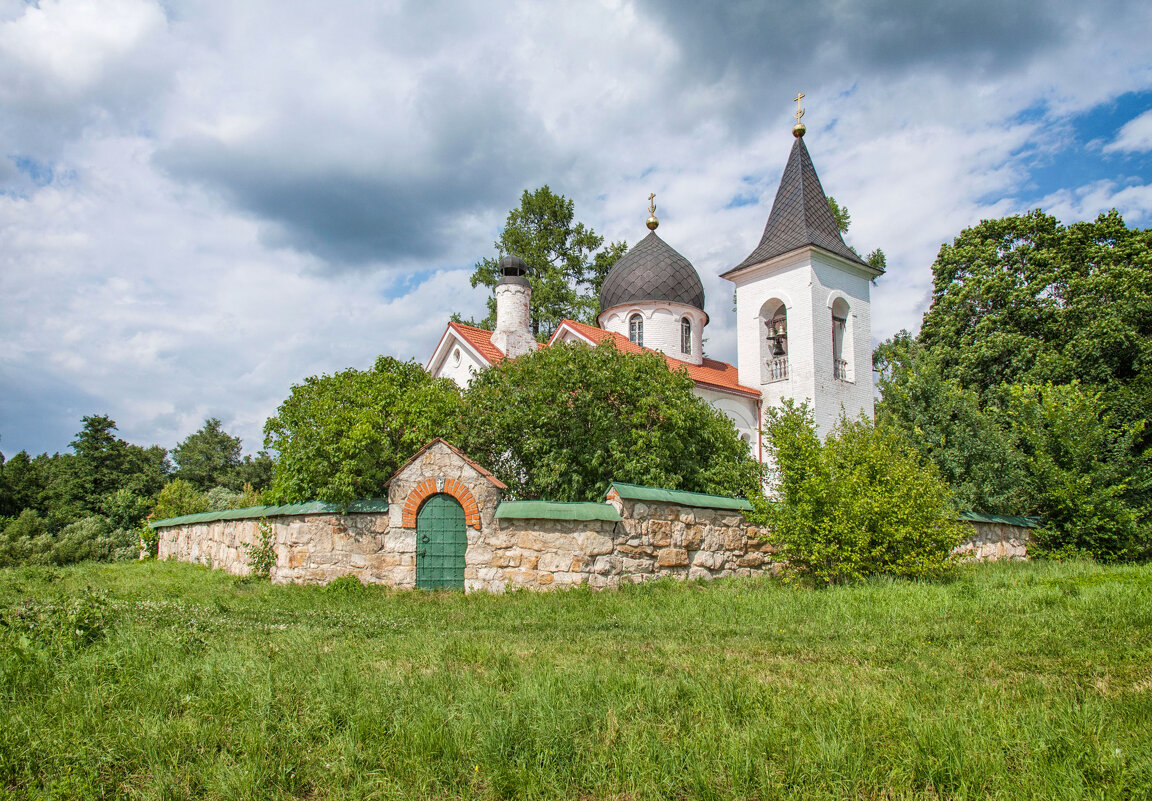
xmin=648 ymin=193 xmax=656 ymax=215
xmin=793 ymin=91 xmax=805 ymax=124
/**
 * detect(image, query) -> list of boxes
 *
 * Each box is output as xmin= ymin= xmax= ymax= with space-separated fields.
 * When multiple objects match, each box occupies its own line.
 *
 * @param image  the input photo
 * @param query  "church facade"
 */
xmin=427 ymin=124 xmax=884 ymax=462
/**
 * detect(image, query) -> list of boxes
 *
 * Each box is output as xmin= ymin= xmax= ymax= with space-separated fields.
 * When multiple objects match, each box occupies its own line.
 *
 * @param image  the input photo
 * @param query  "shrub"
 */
xmin=750 ymin=402 xmax=966 ymax=585
xmin=151 ymin=479 xmax=210 ymax=522
xmin=245 ymin=518 xmax=277 ymax=579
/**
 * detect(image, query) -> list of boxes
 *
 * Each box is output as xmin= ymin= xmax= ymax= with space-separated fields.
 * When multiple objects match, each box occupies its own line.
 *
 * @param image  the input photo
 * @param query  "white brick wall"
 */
xmin=598 ymin=302 xmax=707 ymax=365
xmin=729 ymin=246 xmax=874 ymax=440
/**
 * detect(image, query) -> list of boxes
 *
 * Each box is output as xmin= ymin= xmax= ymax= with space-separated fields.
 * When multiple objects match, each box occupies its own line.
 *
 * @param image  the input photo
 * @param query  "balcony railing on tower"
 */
xmin=833 ymin=358 xmax=849 ymax=381
xmin=764 ymin=357 xmax=789 ymax=383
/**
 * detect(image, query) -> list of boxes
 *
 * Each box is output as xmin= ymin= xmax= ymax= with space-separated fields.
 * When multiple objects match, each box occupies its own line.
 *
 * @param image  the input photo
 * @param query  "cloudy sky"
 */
xmin=2 ymin=0 xmax=1151 ymax=458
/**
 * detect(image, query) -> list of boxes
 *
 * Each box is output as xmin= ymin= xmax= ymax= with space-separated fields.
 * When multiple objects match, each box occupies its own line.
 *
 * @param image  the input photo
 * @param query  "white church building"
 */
xmin=426 ymin=121 xmax=883 ymax=466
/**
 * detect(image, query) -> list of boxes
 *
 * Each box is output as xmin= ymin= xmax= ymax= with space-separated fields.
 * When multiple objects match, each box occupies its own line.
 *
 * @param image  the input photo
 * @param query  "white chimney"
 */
xmin=490 ymin=255 xmax=535 ymax=358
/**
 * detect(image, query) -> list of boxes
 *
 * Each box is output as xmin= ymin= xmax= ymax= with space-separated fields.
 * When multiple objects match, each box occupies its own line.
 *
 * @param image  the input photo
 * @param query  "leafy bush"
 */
xmin=1005 ymin=382 xmax=1150 ymax=561
xmin=206 ymin=482 xmax=263 ymax=512
xmin=0 ymin=513 xmax=138 ymax=567
xmin=150 ymin=479 xmax=210 ymax=522
xmin=0 ymin=509 xmax=47 ymax=566
xmin=245 ymin=519 xmax=277 ymax=579
xmin=750 ymin=402 xmax=965 ymax=585
xmin=461 ymin=341 xmax=761 ymax=501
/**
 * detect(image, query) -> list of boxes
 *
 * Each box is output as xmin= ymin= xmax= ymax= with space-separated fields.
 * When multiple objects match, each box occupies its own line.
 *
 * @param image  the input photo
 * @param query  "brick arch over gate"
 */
xmin=402 ymin=478 xmax=482 ymax=530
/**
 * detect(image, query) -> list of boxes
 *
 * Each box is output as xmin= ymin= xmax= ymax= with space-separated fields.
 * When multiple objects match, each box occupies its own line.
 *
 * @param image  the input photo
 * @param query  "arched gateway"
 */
xmin=415 ymin=493 xmax=467 ymax=590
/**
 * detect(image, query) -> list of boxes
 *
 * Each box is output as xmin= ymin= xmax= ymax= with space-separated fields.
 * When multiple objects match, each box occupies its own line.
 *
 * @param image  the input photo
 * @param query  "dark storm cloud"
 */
xmin=153 ymin=74 xmax=551 ymax=267
xmin=640 ymin=0 xmax=1072 ymax=80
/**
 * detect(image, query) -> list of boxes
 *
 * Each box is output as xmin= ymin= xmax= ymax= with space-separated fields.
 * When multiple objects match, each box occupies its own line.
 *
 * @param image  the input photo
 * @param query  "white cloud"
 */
xmin=1105 ymin=109 xmax=1152 ymax=154
xmin=1 ymin=0 xmax=1151 ymax=456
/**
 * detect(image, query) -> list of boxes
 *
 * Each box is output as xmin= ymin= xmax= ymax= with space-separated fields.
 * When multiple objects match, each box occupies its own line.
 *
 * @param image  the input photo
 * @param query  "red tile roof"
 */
xmin=446 ymin=321 xmax=506 ymax=365
xmin=549 ymin=319 xmax=761 ymax=399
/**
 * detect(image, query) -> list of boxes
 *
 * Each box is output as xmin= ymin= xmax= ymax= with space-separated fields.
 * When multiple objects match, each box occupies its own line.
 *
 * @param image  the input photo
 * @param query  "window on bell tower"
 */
xmin=629 ymin=313 xmax=644 ymax=347
xmin=681 ymin=317 xmax=692 ymax=354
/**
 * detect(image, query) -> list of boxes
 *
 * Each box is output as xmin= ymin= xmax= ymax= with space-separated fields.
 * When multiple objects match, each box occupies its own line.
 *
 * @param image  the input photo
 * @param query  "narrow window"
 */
xmin=629 ymin=313 xmax=644 ymax=347
xmin=681 ymin=317 xmax=692 ymax=354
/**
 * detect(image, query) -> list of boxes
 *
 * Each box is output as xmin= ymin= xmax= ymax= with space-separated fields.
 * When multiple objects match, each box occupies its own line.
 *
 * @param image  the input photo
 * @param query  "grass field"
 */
xmin=1 ymin=560 xmax=1150 ymax=800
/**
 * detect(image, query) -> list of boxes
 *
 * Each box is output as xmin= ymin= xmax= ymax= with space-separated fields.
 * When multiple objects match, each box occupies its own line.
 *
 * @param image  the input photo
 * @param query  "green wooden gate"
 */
xmin=415 ymin=493 xmax=467 ymax=590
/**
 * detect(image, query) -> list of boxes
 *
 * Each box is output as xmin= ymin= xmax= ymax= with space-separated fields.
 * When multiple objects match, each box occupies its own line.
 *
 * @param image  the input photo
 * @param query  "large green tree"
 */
xmin=173 ymin=417 xmax=243 ymax=491
xmin=458 ymin=341 xmax=761 ymax=502
xmin=263 ymin=357 xmax=463 ymax=504
xmin=877 ymin=209 xmax=1152 ymax=560
xmin=463 ymin=186 xmax=627 ymax=337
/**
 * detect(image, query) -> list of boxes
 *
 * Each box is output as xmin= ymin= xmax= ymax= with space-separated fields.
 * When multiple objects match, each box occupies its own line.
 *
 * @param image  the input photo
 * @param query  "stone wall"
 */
xmin=155 ymin=438 xmax=1034 ymax=592
xmin=954 ymin=520 xmax=1033 ymax=562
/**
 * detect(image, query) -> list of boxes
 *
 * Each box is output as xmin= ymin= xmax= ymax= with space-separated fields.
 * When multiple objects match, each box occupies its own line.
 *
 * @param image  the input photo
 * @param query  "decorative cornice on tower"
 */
xmin=723 ymin=134 xmax=875 ymax=278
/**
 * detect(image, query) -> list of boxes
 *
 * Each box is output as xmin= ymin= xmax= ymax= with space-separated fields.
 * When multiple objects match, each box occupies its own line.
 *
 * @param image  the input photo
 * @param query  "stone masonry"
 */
xmin=155 ymin=438 xmax=1033 ymax=591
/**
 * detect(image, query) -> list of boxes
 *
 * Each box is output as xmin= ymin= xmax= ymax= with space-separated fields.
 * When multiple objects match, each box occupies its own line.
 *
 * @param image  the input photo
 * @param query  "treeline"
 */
xmin=0 ymin=416 xmax=272 ymax=566
xmin=876 ymin=210 xmax=1151 ymax=561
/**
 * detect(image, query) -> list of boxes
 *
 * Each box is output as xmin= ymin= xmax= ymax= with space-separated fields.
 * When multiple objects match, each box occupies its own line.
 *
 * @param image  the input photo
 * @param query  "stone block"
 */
xmin=724 ymin=529 xmax=745 ymax=550
xmin=594 ymin=555 xmax=622 ymax=575
xmin=692 ymin=550 xmax=716 ymax=569
xmin=576 ymin=532 xmax=613 ymax=556
xmin=621 ymin=557 xmax=654 ymax=574
xmin=537 ymin=573 xmax=554 ymax=585
xmin=648 ymin=520 xmax=672 ymax=547
xmin=688 ymin=566 xmax=713 ymax=582
xmin=681 ymin=525 xmax=703 ymax=550
xmin=656 ymin=547 xmax=689 ymax=568
xmin=737 ymin=552 xmax=763 ymax=568
xmin=537 ymin=552 xmax=572 ymax=573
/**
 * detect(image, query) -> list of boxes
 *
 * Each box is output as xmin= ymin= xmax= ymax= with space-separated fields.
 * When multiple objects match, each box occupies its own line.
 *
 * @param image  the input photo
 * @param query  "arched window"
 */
xmin=681 ymin=317 xmax=692 ymax=354
xmin=759 ymin=299 xmax=788 ymax=383
xmin=629 ymin=313 xmax=644 ymax=347
xmin=831 ymin=297 xmax=852 ymax=381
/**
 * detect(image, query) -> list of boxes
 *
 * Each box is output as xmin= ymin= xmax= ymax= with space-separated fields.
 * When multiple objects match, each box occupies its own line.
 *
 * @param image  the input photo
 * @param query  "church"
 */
xmin=425 ymin=110 xmax=883 ymax=466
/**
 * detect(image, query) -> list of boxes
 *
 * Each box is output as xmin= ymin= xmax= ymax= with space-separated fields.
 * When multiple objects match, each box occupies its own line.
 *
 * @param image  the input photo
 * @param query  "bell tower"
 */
xmin=721 ymin=96 xmax=883 ymax=437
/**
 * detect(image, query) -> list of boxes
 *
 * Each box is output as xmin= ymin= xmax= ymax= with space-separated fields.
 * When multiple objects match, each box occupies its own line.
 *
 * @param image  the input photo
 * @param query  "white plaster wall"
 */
xmin=695 ymin=387 xmax=759 ymax=460
xmin=598 ymin=303 xmax=707 ymax=365
xmin=732 ymin=249 xmax=816 ymax=421
xmin=809 ymin=254 xmax=875 ymax=435
xmin=430 ymin=339 xmax=489 ymax=388
xmin=730 ymin=247 xmax=874 ymax=439
xmin=492 ymin=283 xmax=535 ymax=358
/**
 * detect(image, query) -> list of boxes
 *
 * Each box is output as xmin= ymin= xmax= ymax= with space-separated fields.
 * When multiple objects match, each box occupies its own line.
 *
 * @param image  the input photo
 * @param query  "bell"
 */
xmin=771 ymin=337 xmax=786 ymax=357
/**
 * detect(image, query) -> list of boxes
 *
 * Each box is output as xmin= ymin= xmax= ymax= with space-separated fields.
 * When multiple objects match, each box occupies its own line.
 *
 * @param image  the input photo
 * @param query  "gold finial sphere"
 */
xmin=647 ymin=214 xmax=659 ymax=230
xmin=792 ymin=91 xmax=806 ymax=137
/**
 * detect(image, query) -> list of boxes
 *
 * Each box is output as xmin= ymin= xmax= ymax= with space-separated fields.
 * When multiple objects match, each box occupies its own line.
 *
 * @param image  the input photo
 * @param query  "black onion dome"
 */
xmin=599 ymin=231 xmax=705 ymax=312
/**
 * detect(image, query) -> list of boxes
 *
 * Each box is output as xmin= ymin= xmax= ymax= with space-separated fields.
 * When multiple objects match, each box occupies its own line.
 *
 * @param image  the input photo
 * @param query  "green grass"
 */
xmin=1 ymin=560 xmax=1150 ymax=800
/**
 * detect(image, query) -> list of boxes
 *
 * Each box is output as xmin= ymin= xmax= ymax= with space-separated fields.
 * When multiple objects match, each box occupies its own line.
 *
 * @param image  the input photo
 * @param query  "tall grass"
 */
xmin=1 ymin=560 xmax=1150 ymax=799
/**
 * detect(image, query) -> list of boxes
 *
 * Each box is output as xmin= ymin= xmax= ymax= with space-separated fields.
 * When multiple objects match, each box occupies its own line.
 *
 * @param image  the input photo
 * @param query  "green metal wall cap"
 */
xmin=495 ymin=501 xmax=622 ymax=522
xmin=955 ymin=511 xmax=1040 ymax=528
xmin=149 ymin=498 xmax=389 ymax=529
xmin=607 ymin=482 xmax=752 ymax=511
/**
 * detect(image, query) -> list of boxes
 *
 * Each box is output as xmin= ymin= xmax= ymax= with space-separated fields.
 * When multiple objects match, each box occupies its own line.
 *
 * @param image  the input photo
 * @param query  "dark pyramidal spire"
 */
xmin=726 ymin=102 xmax=869 ymax=274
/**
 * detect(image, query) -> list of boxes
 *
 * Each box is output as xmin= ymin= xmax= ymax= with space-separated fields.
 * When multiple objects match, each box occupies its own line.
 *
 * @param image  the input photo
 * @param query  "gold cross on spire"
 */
xmin=648 ymin=193 xmax=656 ymax=215
xmin=792 ymin=91 xmax=807 ymax=137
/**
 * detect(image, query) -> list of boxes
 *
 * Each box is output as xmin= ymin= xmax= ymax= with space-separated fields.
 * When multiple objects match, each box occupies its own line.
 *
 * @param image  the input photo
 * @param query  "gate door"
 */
xmin=415 ymin=493 xmax=467 ymax=590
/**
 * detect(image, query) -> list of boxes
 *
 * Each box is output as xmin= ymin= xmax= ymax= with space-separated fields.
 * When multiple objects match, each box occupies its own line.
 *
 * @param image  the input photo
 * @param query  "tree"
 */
xmin=463 ymin=186 xmax=627 ymax=337
xmin=150 ymin=479 xmax=210 ymax=522
xmin=749 ymin=402 xmax=965 ymax=585
xmin=263 ymin=356 xmax=463 ymax=504
xmin=458 ymin=341 xmax=761 ymax=502
xmin=877 ymin=210 xmax=1152 ymax=560
xmin=827 ymin=196 xmax=886 ymax=272
xmin=173 ymin=418 xmax=243 ymax=491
